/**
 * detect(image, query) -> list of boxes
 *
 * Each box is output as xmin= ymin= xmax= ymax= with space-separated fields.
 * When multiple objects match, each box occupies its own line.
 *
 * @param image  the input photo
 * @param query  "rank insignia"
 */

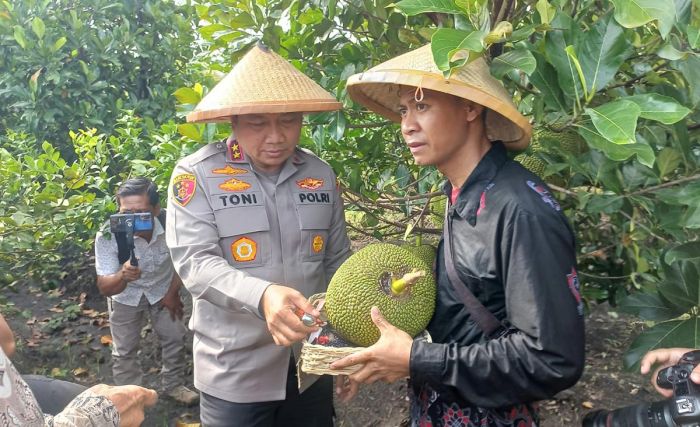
xmin=219 ymin=178 xmax=252 ymax=192
xmin=231 ymin=237 xmax=256 ymax=262
xmin=228 ymin=141 xmax=245 ymax=162
xmin=297 ymin=178 xmax=324 ymax=190
xmin=212 ymin=165 xmax=248 ymax=175
xmin=172 ymin=173 xmax=196 ymax=207
xmin=312 ymin=235 xmax=324 ymax=253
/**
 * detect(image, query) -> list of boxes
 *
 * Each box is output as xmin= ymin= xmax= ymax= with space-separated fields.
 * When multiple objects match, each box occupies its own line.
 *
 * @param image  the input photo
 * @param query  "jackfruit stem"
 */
xmin=391 ymin=269 xmax=426 ymax=295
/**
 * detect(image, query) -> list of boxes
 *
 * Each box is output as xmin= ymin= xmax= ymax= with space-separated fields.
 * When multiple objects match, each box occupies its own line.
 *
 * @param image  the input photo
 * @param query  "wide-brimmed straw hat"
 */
xmin=347 ymin=44 xmax=531 ymax=150
xmin=187 ymin=43 xmax=341 ymax=123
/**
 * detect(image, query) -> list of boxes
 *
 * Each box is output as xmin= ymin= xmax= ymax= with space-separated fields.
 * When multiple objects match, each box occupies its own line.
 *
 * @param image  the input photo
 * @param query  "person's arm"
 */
xmin=96 ymin=260 xmax=141 ymax=297
xmin=0 ymin=312 xmax=15 ymax=357
xmin=159 ymin=272 xmax=184 ymax=320
xmin=166 ymin=161 xmax=318 ymax=346
xmin=94 ymin=230 xmax=141 ymax=297
xmin=48 ymin=384 xmax=157 ymax=427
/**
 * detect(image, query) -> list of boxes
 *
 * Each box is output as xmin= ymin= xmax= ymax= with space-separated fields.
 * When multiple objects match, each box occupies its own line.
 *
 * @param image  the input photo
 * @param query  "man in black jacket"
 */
xmin=332 ymin=44 xmax=585 ymax=426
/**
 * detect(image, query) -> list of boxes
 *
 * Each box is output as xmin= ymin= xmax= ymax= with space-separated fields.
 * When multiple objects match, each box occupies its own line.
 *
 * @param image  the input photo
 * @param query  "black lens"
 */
xmin=582 ymin=400 xmax=674 ymax=427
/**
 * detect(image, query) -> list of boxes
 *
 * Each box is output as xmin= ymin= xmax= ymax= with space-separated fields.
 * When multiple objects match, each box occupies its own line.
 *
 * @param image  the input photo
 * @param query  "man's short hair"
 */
xmin=116 ymin=177 xmax=160 ymax=207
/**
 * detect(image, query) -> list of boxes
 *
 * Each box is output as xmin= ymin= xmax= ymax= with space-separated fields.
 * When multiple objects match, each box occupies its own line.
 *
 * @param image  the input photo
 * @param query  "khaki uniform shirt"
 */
xmin=166 ymin=139 xmax=350 ymax=403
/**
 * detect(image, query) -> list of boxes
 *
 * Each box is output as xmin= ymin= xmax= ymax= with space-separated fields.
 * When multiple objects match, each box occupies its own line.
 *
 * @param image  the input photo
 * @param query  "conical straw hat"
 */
xmin=187 ymin=43 xmax=342 ymax=123
xmin=347 ymin=44 xmax=531 ymax=150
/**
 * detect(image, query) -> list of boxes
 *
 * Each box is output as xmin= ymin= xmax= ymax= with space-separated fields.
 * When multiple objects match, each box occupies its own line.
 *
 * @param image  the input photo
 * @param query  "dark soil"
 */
xmin=4 ymin=268 xmax=656 ymax=427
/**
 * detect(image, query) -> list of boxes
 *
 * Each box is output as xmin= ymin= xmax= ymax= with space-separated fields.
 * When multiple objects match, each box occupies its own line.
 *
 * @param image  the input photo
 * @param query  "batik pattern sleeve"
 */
xmin=46 ymin=391 xmax=119 ymax=427
xmin=166 ymin=161 xmax=271 ymax=318
xmin=410 ymin=210 xmax=584 ymax=408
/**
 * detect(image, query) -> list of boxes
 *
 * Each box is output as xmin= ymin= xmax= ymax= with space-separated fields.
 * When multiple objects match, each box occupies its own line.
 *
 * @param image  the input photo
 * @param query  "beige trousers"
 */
xmin=107 ymin=294 xmax=186 ymax=391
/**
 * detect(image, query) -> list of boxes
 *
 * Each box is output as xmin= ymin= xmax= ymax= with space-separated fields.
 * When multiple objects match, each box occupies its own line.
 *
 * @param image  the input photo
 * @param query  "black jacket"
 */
xmin=409 ymin=142 xmax=585 ymax=409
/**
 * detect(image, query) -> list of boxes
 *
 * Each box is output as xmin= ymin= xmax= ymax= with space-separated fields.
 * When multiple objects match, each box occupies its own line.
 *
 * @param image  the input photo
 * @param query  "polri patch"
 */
xmin=219 ymin=178 xmax=252 ymax=192
xmin=231 ymin=237 xmax=257 ymax=262
xmin=312 ymin=235 xmax=324 ymax=253
xmin=212 ymin=165 xmax=248 ymax=175
xmin=296 ymin=178 xmax=324 ymax=190
xmin=172 ymin=173 xmax=196 ymax=207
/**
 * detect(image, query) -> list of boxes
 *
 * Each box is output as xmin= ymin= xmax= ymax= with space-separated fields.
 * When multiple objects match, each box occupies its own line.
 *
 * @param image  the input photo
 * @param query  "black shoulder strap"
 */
xmin=158 ymin=209 xmax=166 ymax=228
xmin=443 ymin=204 xmax=505 ymax=339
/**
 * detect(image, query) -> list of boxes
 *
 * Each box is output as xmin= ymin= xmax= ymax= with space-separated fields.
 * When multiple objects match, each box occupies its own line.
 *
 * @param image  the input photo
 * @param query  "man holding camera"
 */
xmin=94 ymin=177 xmax=198 ymax=405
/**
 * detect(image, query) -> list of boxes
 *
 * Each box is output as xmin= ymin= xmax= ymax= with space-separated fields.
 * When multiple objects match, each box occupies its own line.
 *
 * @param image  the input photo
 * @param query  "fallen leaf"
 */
xmin=582 ymin=401 xmax=594 ymax=409
xmin=82 ymin=308 xmax=99 ymax=317
xmin=48 ymin=307 xmax=64 ymax=313
xmin=100 ymin=335 xmax=113 ymax=345
xmin=73 ymin=367 xmax=88 ymax=376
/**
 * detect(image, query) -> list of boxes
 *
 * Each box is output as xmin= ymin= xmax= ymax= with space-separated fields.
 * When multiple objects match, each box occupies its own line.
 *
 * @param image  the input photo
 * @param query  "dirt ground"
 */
xmin=3 ymin=269 xmax=658 ymax=427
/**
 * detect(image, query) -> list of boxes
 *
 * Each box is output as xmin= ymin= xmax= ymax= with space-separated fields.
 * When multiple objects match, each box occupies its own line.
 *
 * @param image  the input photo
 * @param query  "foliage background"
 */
xmin=0 ymin=0 xmax=698 ymax=364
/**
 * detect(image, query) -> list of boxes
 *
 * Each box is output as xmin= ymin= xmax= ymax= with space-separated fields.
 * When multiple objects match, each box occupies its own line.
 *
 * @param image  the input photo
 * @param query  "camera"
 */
xmin=109 ymin=212 xmax=153 ymax=233
xmin=109 ymin=212 xmax=153 ymax=266
xmin=583 ymin=350 xmax=700 ymax=427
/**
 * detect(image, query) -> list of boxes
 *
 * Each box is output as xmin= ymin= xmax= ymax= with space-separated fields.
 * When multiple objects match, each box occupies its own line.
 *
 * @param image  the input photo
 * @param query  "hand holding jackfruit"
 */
xmin=325 ymin=243 xmax=437 ymax=347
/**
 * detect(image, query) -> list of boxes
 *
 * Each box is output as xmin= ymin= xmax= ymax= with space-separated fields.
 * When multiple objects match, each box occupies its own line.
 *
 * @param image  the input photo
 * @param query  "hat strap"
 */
xmin=414 ymin=76 xmax=424 ymax=102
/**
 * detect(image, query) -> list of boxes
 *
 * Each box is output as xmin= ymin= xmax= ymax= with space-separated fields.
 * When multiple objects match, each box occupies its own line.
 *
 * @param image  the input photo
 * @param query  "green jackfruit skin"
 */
xmin=429 ymin=196 xmax=447 ymax=227
xmin=514 ymin=154 xmax=546 ymax=178
xmin=533 ymin=128 xmax=587 ymax=155
xmin=325 ymin=243 xmax=436 ymax=347
xmin=405 ymin=244 xmax=436 ymax=269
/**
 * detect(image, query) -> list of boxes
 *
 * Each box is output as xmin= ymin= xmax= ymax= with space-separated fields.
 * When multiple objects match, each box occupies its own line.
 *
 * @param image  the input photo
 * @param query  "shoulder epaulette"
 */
xmin=184 ymin=141 xmax=227 ymax=166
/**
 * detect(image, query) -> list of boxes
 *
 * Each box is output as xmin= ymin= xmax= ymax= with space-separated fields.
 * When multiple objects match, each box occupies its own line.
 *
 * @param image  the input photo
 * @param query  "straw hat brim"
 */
xmin=186 ymin=100 xmax=342 ymax=123
xmin=346 ymin=46 xmax=531 ymax=151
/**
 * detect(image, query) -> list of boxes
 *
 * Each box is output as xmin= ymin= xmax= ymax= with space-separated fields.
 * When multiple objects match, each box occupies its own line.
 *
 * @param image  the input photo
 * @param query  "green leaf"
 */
xmin=529 ymin=52 xmax=566 ymax=111
xmin=51 ymin=37 xmax=67 ymax=53
xmin=543 ymin=13 xmax=581 ymax=101
xmin=564 ymin=45 xmax=588 ymax=100
xmin=577 ymin=14 xmax=631 ymax=95
xmin=657 ymin=43 xmax=687 ymax=60
xmin=578 ymin=124 xmax=655 ymax=167
xmin=688 ymin=26 xmax=700 ymax=49
xmin=666 ymin=242 xmax=700 ymax=264
xmin=610 ymin=0 xmax=676 ymax=38
xmin=172 ymin=88 xmax=201 ymax=105
xmin=536 ymin=0 xmax=556 ymax=25
xmin=177 ymin=124 xmax=202 ymax=141
xmin=657 ymin=147 xmax=682 ymax=177
xmin=624 ymin=319 xmax=700 ymax=369
xmin=619 ymin=291 xmax=684 ymax=322
xmin=298 ymin=8 xmax=324 ymax=25
xmin=430 ymin=28 xmax=485 ymax=72
xmin=394 ymin=0 xmax=463 ymax=15
xmin=13 ymin=25 xmax=27 ymax=49
xmin=31 ymin=17 xmax=45 ymax=40
xmin=585 ymin=100 xmax=640 ymax=145
xmin=658 ymin=261 xmax=700 ymax=311
xmin=490 ymin=48 xmax=536 ymax=79
xmin=626 ymin=94 xmax=691 ymax=124
xmin=675 ymin=55 xmax=700 ymax=107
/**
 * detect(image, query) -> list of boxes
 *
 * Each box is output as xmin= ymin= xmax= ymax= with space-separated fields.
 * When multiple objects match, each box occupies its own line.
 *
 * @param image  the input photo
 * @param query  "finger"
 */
xmin=141 ymin=387 xmax=158 ymax=407
xmin=289 ymin=293 xmax=320 ymax=318
xmin=640 ymin=349 xmax=673 ymax=374
xmin=370 ymin=306 xmax=388 ymax=331
xmin=331 ymin=350 xmax=369 ymax=370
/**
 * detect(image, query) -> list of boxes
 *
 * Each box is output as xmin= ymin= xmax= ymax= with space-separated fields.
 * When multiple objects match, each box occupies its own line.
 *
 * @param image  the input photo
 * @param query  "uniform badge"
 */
xmin=172 ymin=173 xmax=196 ymax=207
xmin=212 ymin=165 xmax=248 ymax=175
xmin=231 ymin=237 xmax=257 ymax=262
xmin=228 ymin=141 xmax=245 ymax=162
xmin=312 ymin=235 xmax=324 ymax=253
xmin=219 ymin=178 xmax=252 ymax=192
xmin=297 ymin=178 xmax=324 ymax=190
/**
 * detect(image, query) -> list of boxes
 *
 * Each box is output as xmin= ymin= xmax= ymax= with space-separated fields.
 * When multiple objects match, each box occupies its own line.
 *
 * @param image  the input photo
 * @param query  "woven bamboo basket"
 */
xmin=300 ymin=293 xmax=364 ymax=376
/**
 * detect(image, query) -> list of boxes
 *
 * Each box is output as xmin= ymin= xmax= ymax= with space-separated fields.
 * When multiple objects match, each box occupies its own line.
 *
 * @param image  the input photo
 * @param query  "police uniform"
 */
xmin=166 ymin=138 xmax=351 ymax=405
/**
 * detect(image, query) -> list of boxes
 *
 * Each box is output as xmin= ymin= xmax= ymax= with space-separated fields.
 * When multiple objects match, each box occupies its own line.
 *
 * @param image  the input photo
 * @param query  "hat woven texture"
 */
xmin=187 ymin=44 xmax=341 ymax=123
xmin=347 ymin=44 xmax=531 ymax=150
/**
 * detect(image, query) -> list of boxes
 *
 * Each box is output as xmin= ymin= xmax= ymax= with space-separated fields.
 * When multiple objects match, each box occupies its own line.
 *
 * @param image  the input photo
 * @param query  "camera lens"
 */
xmin=582 ymin=400 xmax=674 ymax=427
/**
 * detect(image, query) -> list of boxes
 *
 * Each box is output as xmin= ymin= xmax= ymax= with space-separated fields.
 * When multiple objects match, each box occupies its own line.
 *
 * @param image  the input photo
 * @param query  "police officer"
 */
xmin=166 ymin=43 xmax=351 ymax=426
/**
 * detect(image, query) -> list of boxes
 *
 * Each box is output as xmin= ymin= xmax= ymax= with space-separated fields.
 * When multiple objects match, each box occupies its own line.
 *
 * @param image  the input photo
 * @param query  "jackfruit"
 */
xmin=429 ymin=195 xmax=447 ymax=227
xmin=514 ymin=154 xmax=546 ymax=178
xmin=325 ymin=243 xmax=437 ymax=347
xmin=405 ymin=244 xmax=437 ymax=269
xmin=532 ymin=128 xmax=587 ymax=155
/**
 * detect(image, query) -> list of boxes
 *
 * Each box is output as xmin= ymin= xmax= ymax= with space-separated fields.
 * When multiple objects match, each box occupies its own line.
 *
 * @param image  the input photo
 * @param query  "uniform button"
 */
xmin=216 ymin=143 xmax=223 ymax=149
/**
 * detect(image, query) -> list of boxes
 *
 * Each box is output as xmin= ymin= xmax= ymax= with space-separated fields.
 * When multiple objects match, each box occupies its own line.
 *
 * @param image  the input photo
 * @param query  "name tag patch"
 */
xmin=298 ymin=192 xmax=330 ymax=204
xmin=231 ymin=237 xmax=257 ymax=262
xmin=216 ymin=192 xmax=262 ymax=209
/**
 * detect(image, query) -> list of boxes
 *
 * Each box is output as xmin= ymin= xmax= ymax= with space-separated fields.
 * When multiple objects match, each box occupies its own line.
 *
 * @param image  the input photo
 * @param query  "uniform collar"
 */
xmin=442 ymin=142 xmax=508 ymax=224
